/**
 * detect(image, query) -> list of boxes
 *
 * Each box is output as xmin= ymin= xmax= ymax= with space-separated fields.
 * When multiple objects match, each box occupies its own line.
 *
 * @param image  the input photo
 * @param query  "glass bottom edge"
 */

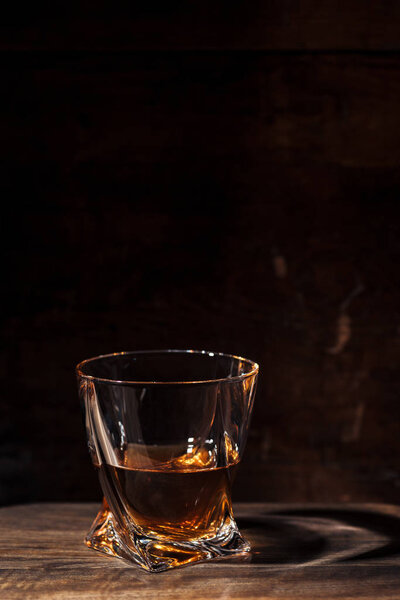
xmin=85 ymin=503 xmax=250 ymax=572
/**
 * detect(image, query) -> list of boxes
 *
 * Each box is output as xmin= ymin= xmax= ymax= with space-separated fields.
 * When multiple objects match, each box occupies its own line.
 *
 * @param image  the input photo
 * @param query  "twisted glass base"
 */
xmin=85 ymin=500 xmax=250 ymax=572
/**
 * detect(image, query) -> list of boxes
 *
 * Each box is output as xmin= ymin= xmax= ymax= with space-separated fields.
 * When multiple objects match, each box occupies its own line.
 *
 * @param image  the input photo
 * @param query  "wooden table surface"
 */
xmin=1 ymin=503 xmax=399 ymax=599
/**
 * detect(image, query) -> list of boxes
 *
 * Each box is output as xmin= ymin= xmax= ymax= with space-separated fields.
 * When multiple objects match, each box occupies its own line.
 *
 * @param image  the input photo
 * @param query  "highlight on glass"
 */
xmin=76 ymin=349 xmax=259 ymax=572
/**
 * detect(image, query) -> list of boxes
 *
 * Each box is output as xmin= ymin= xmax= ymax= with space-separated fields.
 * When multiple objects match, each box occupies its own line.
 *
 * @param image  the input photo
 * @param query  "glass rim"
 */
xmin=76 ymin=349 xmax=259 ymax=386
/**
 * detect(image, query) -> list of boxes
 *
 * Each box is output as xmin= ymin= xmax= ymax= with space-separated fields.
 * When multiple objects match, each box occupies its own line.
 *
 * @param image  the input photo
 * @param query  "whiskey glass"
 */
xmin=76 ymin=349 xmax=258 ymax=572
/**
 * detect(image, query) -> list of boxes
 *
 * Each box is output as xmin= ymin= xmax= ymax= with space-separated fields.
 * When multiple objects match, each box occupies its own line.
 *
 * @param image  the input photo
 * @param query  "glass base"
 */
xmin=85 ymin=500 xmax=250 ymax=572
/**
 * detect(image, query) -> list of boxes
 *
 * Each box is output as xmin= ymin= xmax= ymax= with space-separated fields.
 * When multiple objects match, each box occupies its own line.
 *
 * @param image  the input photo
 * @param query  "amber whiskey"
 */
xmin=98 ymin=443 xmax=239 ymax=542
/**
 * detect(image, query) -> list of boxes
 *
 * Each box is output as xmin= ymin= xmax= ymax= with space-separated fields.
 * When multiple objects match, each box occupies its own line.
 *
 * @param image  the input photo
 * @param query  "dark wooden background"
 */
xmin=2 ymin=2 xmax=400 ymax=507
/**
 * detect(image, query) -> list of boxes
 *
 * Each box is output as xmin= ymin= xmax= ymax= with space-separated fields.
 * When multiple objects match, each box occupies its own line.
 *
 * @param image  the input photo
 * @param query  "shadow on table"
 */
xmin=237 ymin=506 xmax=400 ymax=566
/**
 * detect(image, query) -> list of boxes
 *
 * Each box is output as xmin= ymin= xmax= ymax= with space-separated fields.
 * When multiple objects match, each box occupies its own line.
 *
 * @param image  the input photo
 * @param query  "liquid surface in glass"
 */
xmin=98 ymin=442 xmax=239 ymax=541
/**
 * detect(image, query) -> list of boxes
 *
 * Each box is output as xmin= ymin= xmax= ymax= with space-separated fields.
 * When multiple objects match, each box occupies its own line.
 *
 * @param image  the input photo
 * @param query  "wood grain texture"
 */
xmin=1 ymin=2 xmax=400 ymax=51
xmin=1 ymin=503 xmax=400 ymax=599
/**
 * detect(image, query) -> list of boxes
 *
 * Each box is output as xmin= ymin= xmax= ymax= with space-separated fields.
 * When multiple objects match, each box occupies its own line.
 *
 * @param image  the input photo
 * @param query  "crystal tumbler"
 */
xmin=76 ymin=349 xmax=258 ymax=572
